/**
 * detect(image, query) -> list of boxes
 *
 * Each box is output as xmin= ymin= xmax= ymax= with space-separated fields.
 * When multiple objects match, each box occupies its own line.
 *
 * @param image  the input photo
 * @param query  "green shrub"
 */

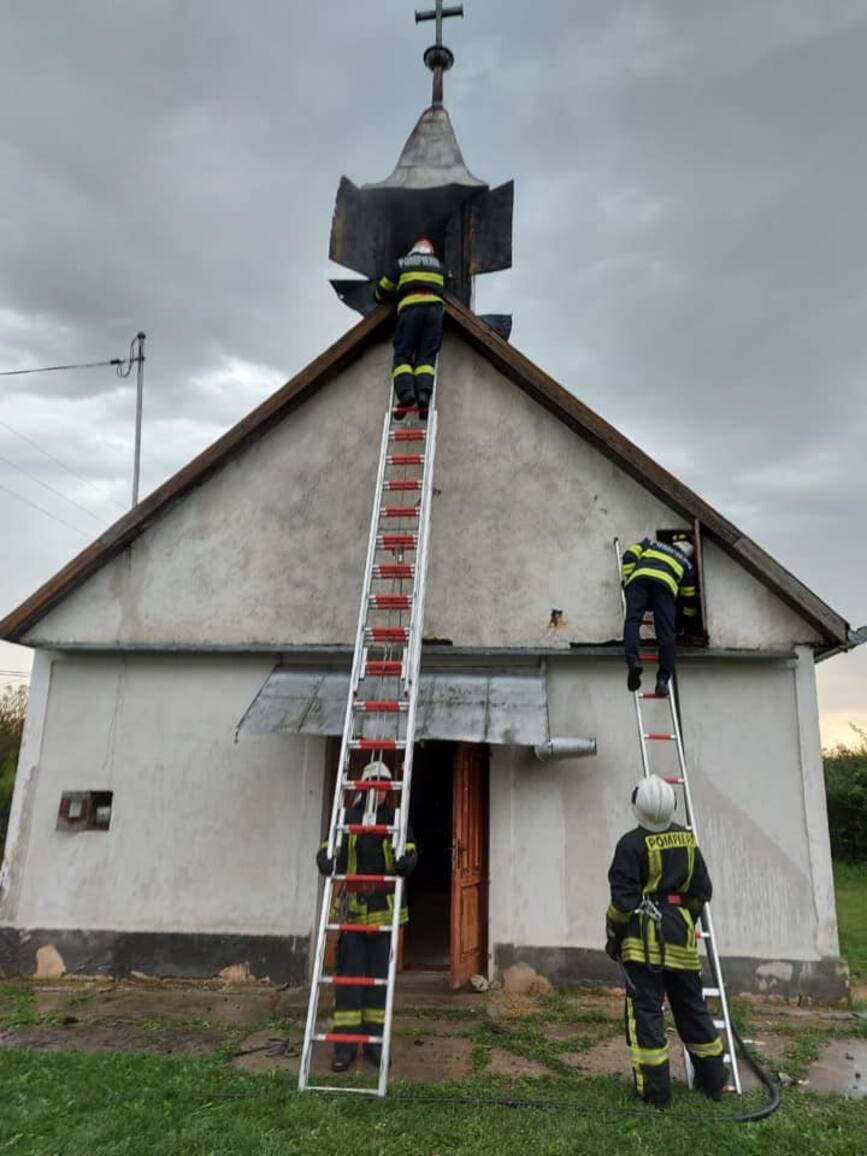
xmin=824 ymin=727 xmax=867 ymax=862
xmin=0 ymin=684 xmax=27 ymax=854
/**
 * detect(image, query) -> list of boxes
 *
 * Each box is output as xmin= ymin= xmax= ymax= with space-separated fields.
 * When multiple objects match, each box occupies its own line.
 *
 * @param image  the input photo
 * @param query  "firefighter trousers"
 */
xmin=392 ymin=302 xmax=443 ymax=405
xmin=624 ymin=578 xmax=677 ymax=684
xmin=623 ymin=963 xmax=726 ymax=1106
xmin=333 ymin=930 xmax=390 ymax=1041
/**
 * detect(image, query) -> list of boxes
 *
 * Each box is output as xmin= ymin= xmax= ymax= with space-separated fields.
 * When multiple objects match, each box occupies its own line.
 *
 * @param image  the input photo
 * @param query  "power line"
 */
xmin=0 ymin=480 xmax=91 ymax=539
xmin=0 ymin=450 xmax=108 ymax=525
xmin=0 ymin=419 xmax=128 ymax=514
xmin=0 ymin=358 xmax=122 ymax=378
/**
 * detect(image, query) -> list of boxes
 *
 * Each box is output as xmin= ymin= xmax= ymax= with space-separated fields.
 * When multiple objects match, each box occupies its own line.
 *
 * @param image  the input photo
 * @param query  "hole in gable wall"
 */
xmin=56 ymin=791 xmax=114 ymax=832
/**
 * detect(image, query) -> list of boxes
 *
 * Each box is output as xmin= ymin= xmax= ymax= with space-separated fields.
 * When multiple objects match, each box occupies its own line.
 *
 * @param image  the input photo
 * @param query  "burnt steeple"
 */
xmin=329 ymin=3 xmax=513 ymax=338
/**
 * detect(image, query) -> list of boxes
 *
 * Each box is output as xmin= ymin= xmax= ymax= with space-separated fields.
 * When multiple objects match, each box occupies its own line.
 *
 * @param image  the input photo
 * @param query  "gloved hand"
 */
xmin=315 ymin=847 xmax=334 ymax=876
xmin=605 ymin=921 xmax=624 ymax=962
xmin=394 ymin=850 xmax=418 ymax=877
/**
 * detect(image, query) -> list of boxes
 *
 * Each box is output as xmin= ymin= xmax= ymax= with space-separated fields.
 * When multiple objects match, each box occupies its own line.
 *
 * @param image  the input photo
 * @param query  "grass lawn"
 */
xmin=0 ymin=1049 xmax=865 ymax=1156
xmin=834 ymin=861 xmax=867 ymax=987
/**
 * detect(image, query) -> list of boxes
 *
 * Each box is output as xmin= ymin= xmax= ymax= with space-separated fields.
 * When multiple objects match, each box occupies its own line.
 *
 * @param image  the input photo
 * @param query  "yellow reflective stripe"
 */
xmin=625 ymin=997 xmax=644 ymax=1093
xmin=683 ymin=844 xmax=695 ymax=892
xmin=398 ymin=271 xmax=444 ymax=288
xmin=414 ymin=364 xmax=435 ymax=376
xmin=645 ymin=844 xmax=663 ymax=894
xmin=405 ymin=842 xmax=417 ymax=852
xmin=643 ymin=549 xmax=684 ymax=580
xmin=679 ymin=907 xmax=696 ymax=953
xmin=382 ymin=839 xmax=394 ymax=872
xmin=334 ymin=1010 xmax=362 ymax=1026
xmin=606 ymin=904 xmax=631 ymax=924
xmin=681 ymin=585 xmax=696 ymax=597
xmin=622 ymin=563 xmax=636 ymax=576
xmin=619 ymin=939 xmax=701 ymax=969
xmin=645 ymin=831 xmax=695 ymax=851
xmin=397 ymin=293 xmax=444 ymax=311
xmin=347 ymin=835 xmax=358 ymax=878
xmin=392 ymin=364 xmax=413 ymax=378
xmin=631 ymin=1043 xmax=669 ymax=1067
xmin=630 ymin=567 xmax=679 ymax=596
xmin=379 ymin=276 xmax=396 ymax=291
xmin=686 ymin=1037 xmax=724 ymax=1058
xmin=363 ymin=1009 xmax=386 ymax=1024
xmin=683 ymin=607 xmax=698 ymax=616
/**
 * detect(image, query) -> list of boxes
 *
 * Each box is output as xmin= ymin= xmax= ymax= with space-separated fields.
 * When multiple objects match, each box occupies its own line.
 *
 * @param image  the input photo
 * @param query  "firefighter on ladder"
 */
xmin=316 ymin=761 xmax=418 ymax=1072
xmin=374 ymin=239 xmax=447 ymax=423
xmin=621 ymin=534 xmax=698 ymax=696
xmin=605 ymin=775 xmax=727 ymax=1108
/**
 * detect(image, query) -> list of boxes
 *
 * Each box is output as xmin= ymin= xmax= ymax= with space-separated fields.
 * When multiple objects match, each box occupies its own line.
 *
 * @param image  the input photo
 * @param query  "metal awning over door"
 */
xmin=238 ymin=666 xmax=554 ymax=746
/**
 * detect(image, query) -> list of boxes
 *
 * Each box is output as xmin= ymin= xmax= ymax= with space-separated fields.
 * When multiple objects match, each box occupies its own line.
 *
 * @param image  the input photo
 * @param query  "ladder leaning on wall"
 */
xmin=298 ymin=371 xmax=439 ymax=1098
xmin=613 ymin=537 xmax=742 ymax=1095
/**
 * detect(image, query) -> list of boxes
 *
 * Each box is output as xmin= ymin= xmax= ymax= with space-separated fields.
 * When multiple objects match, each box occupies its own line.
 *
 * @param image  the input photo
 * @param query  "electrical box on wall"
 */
xmin=56 ymin=791 xmax=113 ymax=832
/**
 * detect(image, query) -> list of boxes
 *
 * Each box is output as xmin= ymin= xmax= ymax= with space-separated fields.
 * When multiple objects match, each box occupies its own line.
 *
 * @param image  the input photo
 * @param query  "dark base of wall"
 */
xmin=495 ymin=943 xmax=850 ymax=1004
xmin=0 ymin=927 xmax=309 ymax=986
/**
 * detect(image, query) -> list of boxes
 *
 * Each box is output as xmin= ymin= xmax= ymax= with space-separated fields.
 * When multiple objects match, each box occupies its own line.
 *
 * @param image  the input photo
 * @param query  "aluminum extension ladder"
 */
xmin=298 ymin=373 xmax=439 ymax=1097
xmin=613 ymin=538 xmax=742 ymax=1095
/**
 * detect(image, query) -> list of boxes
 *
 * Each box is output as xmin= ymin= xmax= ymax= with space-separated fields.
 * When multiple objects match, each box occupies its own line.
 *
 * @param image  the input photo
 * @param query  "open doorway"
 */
xmin=403 ymin=742 xmax=454 ymax=969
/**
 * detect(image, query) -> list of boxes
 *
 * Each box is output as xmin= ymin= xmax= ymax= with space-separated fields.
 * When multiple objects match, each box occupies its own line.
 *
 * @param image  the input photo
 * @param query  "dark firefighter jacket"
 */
xmin=374 ymin=253 xmax=447 ymax=312
xmin=606 ymin=822 xmax=712 ymax=970
xmin=622 ymin=538 xmax=698 ymax=620
xmin=326 ymin=802 xmax=417 ymax=926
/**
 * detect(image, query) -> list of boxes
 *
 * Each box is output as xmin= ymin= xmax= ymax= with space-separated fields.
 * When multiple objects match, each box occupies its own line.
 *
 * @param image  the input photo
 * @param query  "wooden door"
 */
xmin=450 ymin=743 xmax=488 ymax=990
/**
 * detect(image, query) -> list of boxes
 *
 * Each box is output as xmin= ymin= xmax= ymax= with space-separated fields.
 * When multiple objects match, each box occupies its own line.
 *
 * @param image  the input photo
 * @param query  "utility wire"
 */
xmin=0 ymin=450 xmax=108 ymax=525
xmin=0 ymin=418 xmax=127 ymax=514
xmin=0 ymin=358 xmax=122 ymax=377
xmin=0 ymin=480 xmax=91 ymax=539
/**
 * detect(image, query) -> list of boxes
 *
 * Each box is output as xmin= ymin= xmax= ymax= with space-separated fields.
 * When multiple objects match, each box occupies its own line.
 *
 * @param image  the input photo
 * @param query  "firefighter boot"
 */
xmin=627 ymin=665 xmax=643 ymax=692
xmin=331 ymin=1044 xmax=357 ymax=1072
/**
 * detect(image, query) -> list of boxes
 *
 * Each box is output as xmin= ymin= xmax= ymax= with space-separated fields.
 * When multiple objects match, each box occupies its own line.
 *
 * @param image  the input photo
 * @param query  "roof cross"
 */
xmin=415 ymin=2 xmax=464 ymax=108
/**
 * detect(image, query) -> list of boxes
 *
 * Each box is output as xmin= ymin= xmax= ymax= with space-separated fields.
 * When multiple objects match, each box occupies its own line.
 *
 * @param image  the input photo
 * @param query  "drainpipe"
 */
xmin=534 ymin=738 xmax=597 ymax=762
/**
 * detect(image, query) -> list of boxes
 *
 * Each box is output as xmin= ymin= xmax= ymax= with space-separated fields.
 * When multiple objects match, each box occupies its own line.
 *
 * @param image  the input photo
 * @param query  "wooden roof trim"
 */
xmin=0 ymin=305 xmax=393 ymax=641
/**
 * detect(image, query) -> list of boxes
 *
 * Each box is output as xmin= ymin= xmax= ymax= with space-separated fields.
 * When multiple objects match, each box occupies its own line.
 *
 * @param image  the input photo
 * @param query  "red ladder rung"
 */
xmin=343 ymin=823 xmax=393 ymax=835
xmin=365 ymin=661 xmax=402 ymax=676
xmin=324 ymin=976 xmax=385 ymax=987
xmin=349 ymin=738 xmax=404 ymax=750
xmin=368 ymin=627 xmax=409 ymax=641
xmin=645 ymin=732 xmax=676 ymax=741
xmin=378 ymin=534 xmax=417 ymax=549
xmin=639 ymin=652 xmax=657 ymax=661
xmin=320 ymin=1032 xmax=381 ymax=1043
xmin=369 ymin=595 xmax=412 ymax=609
xmin=639 ymin=692 xmax=667 ymax=700
xmin=355 ymin=700 xmax=405 ymax=712
xmin=372 ymin=565 xmax=413 ymax=580
xmin=342 ymin=779 xmax=401 ymax=791
xmin=662 ymin=776 xmax=684 ymax=785
xmin=393 ymin=404 xmax=421 ymax=415
xmin=390 ymin=429 xmax=425 ymax=441
xmin=336 ymin=873 xmax=395 ymax=883
xmin=387 ymin=454 xmax=424 ymax=466
xmin=327 ymin=923 xmax=391 ymax=935
xmin=380 ymin=506 xmax=419 ymax=519
xmin=384 ymin=480 xmax=422 ymax=491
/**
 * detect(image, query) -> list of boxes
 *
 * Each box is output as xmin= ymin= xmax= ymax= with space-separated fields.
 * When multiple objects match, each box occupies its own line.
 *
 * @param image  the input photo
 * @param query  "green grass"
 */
xmin=0 ymin=1050 xmax=865 ymax=1155
xmin=834 ymin=861 xmax=867 ymax=985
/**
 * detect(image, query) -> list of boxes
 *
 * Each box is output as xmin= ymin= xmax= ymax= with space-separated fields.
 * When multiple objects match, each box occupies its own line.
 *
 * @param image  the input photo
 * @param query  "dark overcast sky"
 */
xmin=0 ymin=1 xmax=864 ymax=743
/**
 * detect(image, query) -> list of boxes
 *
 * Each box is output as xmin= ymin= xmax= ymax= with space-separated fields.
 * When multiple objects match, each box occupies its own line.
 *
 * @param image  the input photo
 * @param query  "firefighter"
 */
xmin=605 ymin=775 xmax=727 ymax=1108
xmin=316 ymin=761 xmax=417 ymax=1072
xmin=621 ymin=534 xmax=698 ymax=695
xmin=374 ymin=238 xmax=447 ymax=421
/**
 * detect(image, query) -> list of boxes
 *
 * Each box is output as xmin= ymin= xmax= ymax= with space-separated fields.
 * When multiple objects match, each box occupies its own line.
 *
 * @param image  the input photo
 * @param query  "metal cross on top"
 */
xmin=415 ymin=2 xmax=464 ymax=107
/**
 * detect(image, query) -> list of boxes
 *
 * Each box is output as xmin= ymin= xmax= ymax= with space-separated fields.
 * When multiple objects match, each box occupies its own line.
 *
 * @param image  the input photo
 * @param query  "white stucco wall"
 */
xmin=22 ymin=333 xmax=821 ymax=652
xmin=489 ymin=652 xmax=839 ymax=964
xmin=0 ymin=654 xmax=325 ymax=937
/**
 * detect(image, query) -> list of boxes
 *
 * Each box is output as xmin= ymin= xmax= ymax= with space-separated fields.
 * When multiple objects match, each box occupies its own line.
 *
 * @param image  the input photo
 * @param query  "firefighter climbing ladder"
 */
xmin=613 ymin=538 xmax=743 ymax=1095
xmin=298 ymin=376 xmax=439 ymax=1097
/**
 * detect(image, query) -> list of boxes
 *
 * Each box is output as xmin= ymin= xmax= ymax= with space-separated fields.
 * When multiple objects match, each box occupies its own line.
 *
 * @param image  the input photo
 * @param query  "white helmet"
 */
xmin=632 ymin=776 xmax=676 ymax=832
xmin=673 ymin=538 xmax=694 ymax=560
xmin=410 ymin=238 xmax=435 ymax=256
xmin=361 ymin=760 xmax=391 ymax=783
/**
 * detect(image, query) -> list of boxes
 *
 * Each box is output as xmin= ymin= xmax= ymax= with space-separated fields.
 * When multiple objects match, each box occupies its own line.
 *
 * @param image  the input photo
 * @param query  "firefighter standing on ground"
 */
xmin=374 ymin=239 xmax=446 ymax=421
xmin=316 ymin=761 xmax=417 ymax=1072
xmin=621 ymin=535 xmax=698 ymax=695
xmin=605 ymin=775 xmax=727 ymax=1108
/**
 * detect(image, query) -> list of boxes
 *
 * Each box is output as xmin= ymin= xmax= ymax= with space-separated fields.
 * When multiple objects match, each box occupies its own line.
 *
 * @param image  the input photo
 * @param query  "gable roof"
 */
xmin=0 ymin=296 xmax=849 ymax=650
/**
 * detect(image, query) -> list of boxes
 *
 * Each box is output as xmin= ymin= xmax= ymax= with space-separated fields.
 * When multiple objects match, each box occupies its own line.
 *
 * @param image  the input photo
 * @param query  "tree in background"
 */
xmin=0 ymin=683 xmax=27 ymax=853
xmin=823 ymin=725 xmax=867 ymax=863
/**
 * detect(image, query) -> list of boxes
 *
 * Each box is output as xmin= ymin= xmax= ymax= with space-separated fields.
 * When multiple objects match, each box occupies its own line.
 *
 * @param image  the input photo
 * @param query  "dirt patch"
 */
xmin=33 ymin=984 xmax=279 ymax=1028
xmin=0 ymin=1023 xmax=223 ymax=1056
xmin=486 ymin=1048 xmax=550 ymax=1079
xmin=806 ymin=1039 xmax=867 ymax=1098
xmin=231 ymin=1030 xmax=474 ymax=1083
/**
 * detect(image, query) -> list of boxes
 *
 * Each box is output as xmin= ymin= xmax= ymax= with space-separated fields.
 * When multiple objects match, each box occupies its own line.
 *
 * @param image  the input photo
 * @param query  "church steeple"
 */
xmin=329 ymin=3 xmax=513 ymax=338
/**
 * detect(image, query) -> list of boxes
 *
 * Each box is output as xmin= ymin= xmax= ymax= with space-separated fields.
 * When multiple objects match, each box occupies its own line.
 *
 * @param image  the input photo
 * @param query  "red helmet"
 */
xmin=410 ymin=238 xmax=435 ymax=256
